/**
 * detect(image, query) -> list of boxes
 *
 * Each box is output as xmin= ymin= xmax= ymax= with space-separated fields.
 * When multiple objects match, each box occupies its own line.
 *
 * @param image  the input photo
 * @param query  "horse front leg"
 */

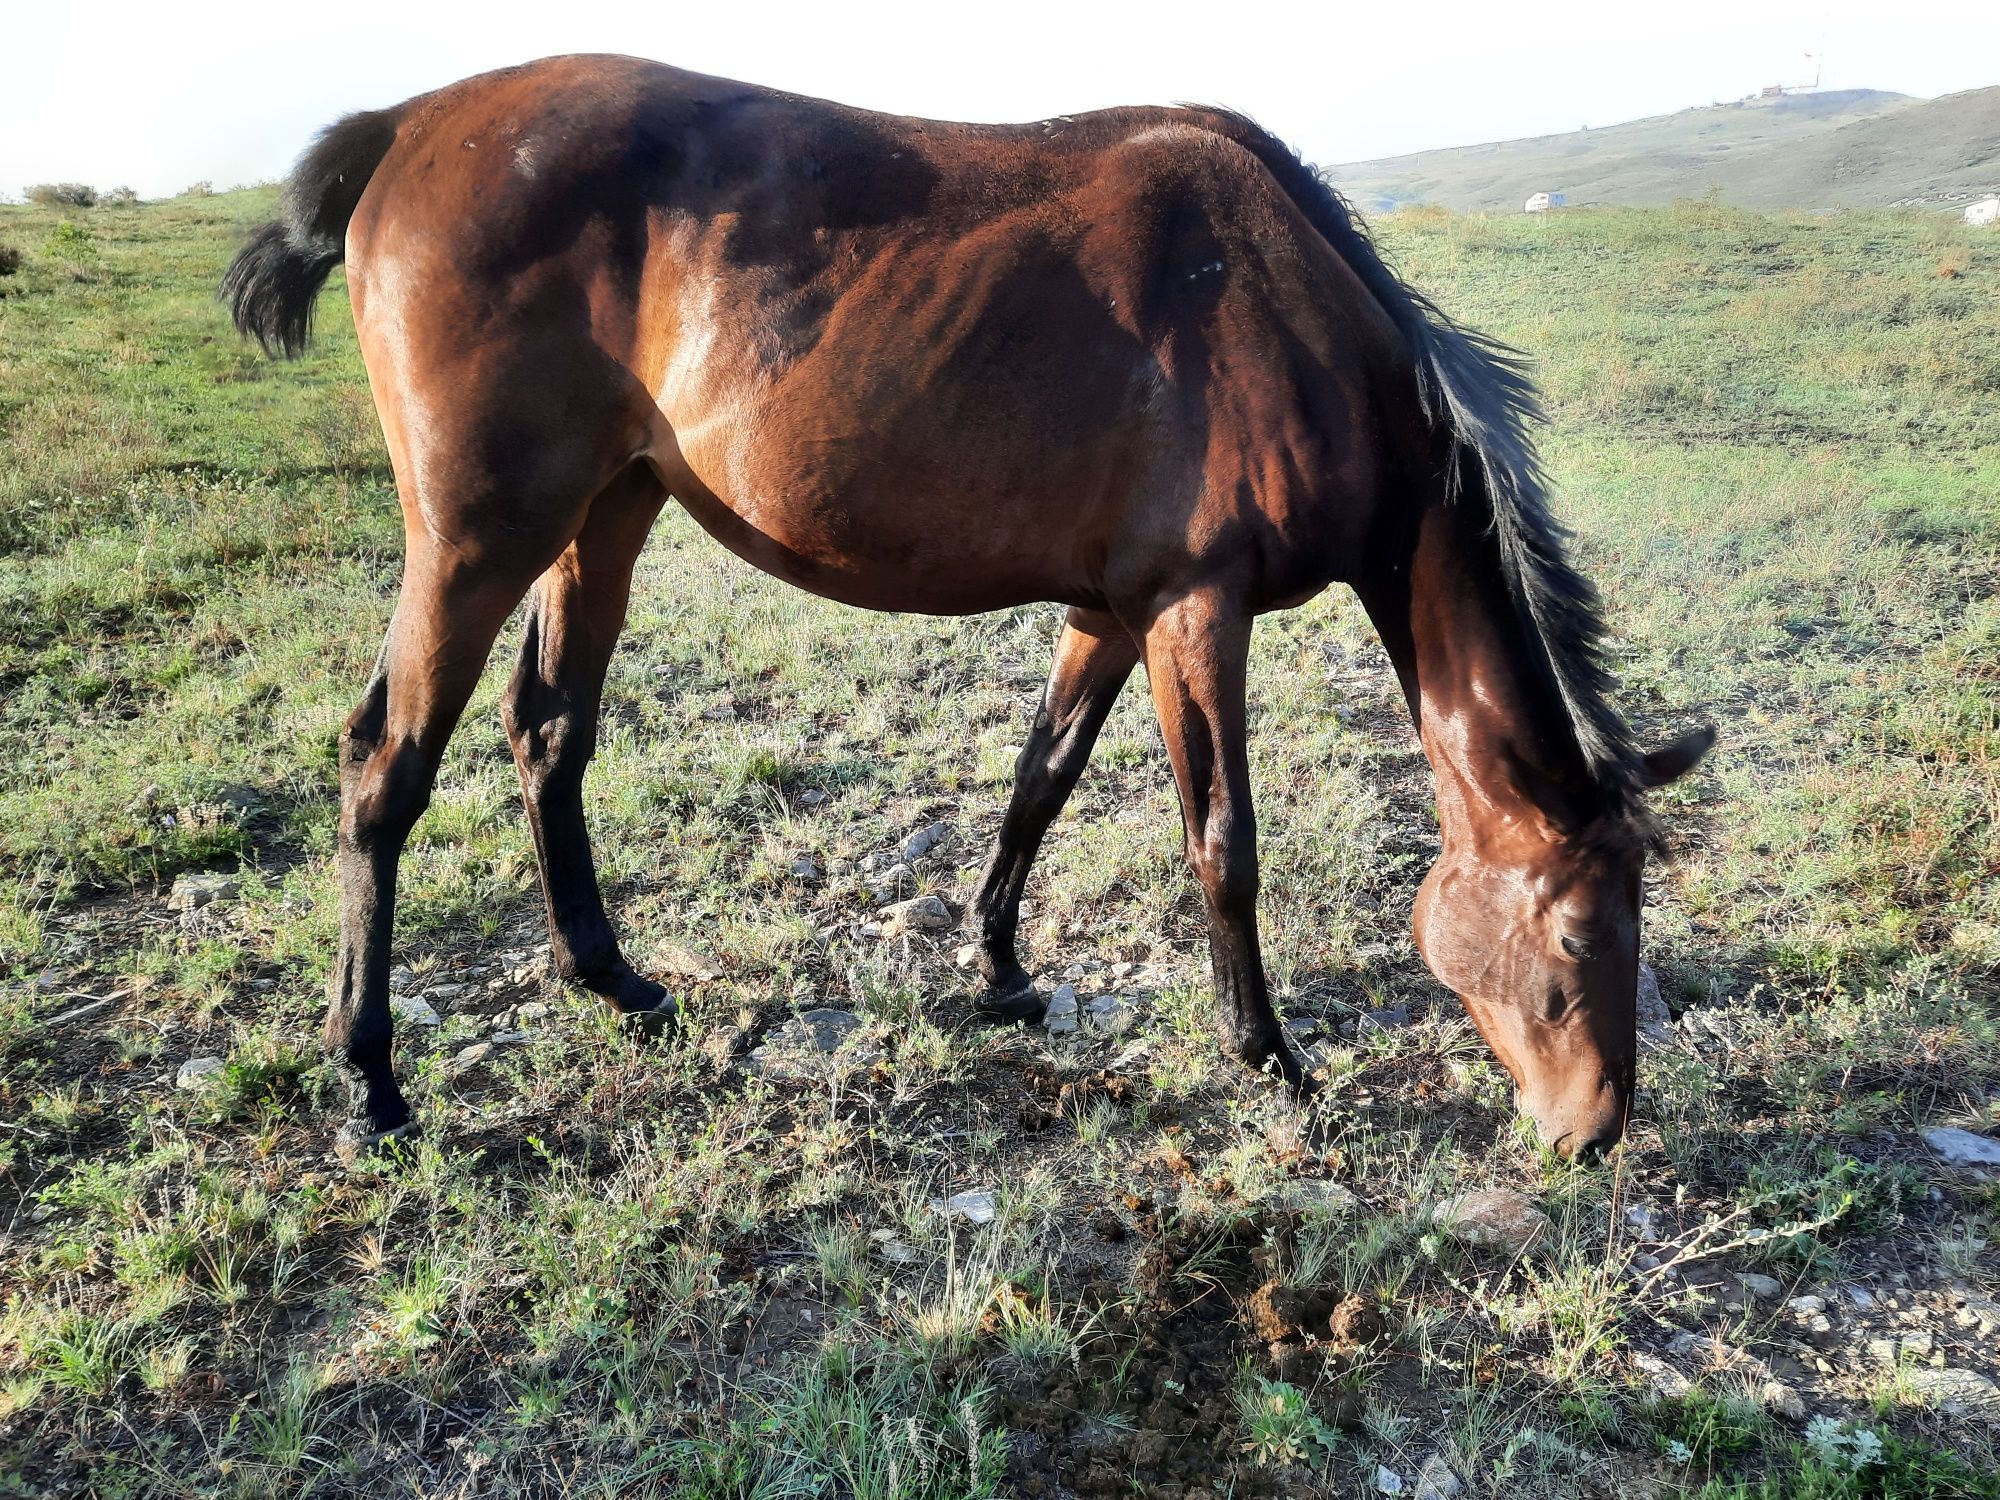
xmin=1140 ymin=592 xmax=1305 ymax=1089
xmin=966 ymin=607 xmax=1139 ymax=1021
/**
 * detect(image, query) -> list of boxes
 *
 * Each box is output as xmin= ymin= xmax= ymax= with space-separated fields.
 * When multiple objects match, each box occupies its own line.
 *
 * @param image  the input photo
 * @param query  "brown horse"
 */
xmin=224 ymin=54 xmax=1709 ymax=1161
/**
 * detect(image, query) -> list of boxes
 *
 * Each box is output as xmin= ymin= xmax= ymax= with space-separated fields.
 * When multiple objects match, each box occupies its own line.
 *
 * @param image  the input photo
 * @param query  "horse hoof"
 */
xmin=618 ymin=1001 xmax=680 ymax=1041
xmin=333 ymin=1117 xmax=420 ymax=1166
xmin=973 ymin=974 xmax=1046 ymax=1025
xmin=585 ymin=964 xmax=672 ymax=1013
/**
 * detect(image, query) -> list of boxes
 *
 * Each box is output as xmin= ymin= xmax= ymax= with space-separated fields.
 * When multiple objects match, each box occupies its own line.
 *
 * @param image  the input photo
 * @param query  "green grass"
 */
xmin=1 ymin=191 xmax=1996 ymax=1496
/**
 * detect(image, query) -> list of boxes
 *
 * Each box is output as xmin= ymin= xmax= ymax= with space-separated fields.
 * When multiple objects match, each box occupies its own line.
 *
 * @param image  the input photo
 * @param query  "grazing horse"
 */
xmin=224 ymin=55 xmax=1710 ymax=1161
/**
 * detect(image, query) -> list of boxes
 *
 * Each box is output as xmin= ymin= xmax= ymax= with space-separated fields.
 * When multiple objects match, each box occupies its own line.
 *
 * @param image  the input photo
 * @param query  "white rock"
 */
xmin=175 ymin=1056 xmax=226 ymax=1090
xmin=899 ymin=822 xmax=950 ymax=862
xmin=1636 ymin=963 xmax=1673 ymax=1047
xmin=1762 ymin=1381 xmax=1807 ymax=1422
xmin=747 ymin=1008 xmax=883 ymax=1080
xmin=1288 ymin=1179 xmax=1361 ymax=1216
xmin=1433 ymin=1189 xmax=1551 ymax=1256
xmin=1084 ymin=993 xmax=1140 ymax=1033
xmin=1787 ymin=1295 xmax=1827 ymax=1316
xmin=878 ymin=894 xmax=953 ymax=936
xmin=934 ymin=1189 xmax=998 ymax=1225
xmin=1414 ymin=1455 xmax=1461 ymax=1500
xmin=1632 ymin=1351 xmax=1691 ymax=1398
xmin=1905 ymin=1367 xmax=2000 ymax=1417
xmin=954 ymin=943 xmax=981 ymax=970
xmin=1376 ymin=1466 xmax=1405 ymax=1496
xmin=1925 ymin=1127 xmax=2000 ymax=1169
xmin=389 ymin=995 xmax=441 ymax=1027
xmin=167 ymin=872 xmax=239 ymax=913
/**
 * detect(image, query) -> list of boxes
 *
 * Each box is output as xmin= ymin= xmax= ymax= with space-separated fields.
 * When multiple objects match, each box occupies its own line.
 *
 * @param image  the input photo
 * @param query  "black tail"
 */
xmin=221 ymin=106 xmax=402 ymax=358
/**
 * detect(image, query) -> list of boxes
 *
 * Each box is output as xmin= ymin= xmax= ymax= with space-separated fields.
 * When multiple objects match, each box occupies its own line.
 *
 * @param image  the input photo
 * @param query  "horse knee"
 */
xmin=340 ymin=730 xmax=436 ymax=848
xmin=1188 ymin=819 xmax=1258 ymax=912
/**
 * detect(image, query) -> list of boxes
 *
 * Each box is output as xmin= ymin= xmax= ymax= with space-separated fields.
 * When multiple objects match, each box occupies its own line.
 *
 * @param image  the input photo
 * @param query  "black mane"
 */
xmin=1208 ymin=112 xmax=1650 ymax=821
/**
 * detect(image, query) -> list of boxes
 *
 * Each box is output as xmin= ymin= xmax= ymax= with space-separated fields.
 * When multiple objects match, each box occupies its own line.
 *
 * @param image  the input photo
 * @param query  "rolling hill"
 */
xmin=1329 ymin=85 xmax=2000 ymax=213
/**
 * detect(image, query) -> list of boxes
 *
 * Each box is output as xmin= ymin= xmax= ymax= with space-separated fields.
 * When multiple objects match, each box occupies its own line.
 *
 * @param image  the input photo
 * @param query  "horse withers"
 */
xmin=223 ymin=55 xmax=1710 ymax=1160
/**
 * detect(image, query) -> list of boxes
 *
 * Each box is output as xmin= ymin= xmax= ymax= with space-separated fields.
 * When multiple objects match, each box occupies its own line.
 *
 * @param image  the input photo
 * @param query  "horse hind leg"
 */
xmin=966 ymin=607 xmax=1139 ymax=1020
xmin=502 ymin=463 xmax=672 ymax=1021
xmin=327 ymin=534 xmax=554 ymax=1156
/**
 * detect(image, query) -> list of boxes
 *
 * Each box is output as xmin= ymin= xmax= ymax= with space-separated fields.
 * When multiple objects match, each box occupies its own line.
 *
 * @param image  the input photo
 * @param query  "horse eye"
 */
xmin=1560 ymin=935 xmax=1595 ymax=961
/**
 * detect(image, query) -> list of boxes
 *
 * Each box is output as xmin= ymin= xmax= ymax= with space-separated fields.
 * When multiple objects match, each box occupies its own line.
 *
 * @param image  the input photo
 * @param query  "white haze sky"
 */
xmin=5 ymin=0 xmax=1998 ymax=200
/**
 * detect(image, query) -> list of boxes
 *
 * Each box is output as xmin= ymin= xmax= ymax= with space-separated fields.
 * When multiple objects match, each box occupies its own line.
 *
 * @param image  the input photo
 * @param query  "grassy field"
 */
xmin=1 ymin=188 xmax=1997 ymax=1498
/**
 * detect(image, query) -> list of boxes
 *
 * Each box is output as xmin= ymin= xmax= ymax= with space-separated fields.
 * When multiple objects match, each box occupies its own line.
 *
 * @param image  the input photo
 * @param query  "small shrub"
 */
xmin=102 ymin=186 xmax=139 ymax=207
xmin=0 ymin=244 xmax=21 ymax=276
xmin=24 ymin=182 xmax=97 ymax=208
xmin=181 ymin=180 xmax=214 ymax=198
xmin=44 ymin=221 xmax=97 ymax=264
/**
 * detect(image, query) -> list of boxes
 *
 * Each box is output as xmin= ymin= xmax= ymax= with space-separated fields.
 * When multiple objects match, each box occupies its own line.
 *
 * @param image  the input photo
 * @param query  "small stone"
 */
xmin=428 ymin=982 xmax=470 ymax=1000
xmin=797 ymin=787 xmax=828 ymax=807
xmin=514 ymin=1001 xmax=551 ymax=1025
xmin=389 ymin=965 xmax=418 ymax=993
xmin=1376 ymin=1465 xmax=1405 ymax=1496
xmin=1286 ymin=1178 xmax=1361 ymax=1215
xmin=1433 ymin=1188 xmax=1550 ymax=1256
xmin=1741 ymin=1273 xmax=1783 ymax=1301
xmin=1355 ymin=1004 xmax=1411 ymax=1035
xmin=167 ymin=872 xmax=240 ymax=913
xmin=490 ymin=1029 xmax=531 ymax=1045
xmin=1045 ymin=983 xmax=1079 ymax=1035
xmin=875 ymin=1237 xmax=919 ymax=1265
xmin=701 ymin=700 xmax=737 ymax=720
xmin=1633 ymin=1350 xmax=1692 ymax=1397
xmin=1762 ymin=1381 xmax=1807 ymax=1422
xmin=955 ymin=943 xmax=981 ymax=970
xmin=451 ymin=1042 xmax=493 ymax=1074
xmin=1111 ymin=961 xmax=1136 ymax=978
xmin=899 ymin=822 xmax=950 ymax=862
xmin=1636 ymin=962 xmax=1673 ymax=1047
xmin=1414 ymin=1455 xmax=1462 ymax=1500
xmin=1925 ymin=1127 xmax=2000 ymax=1169
xmin=933 ymin=1189 xmax=997 ymax=1225
xmin=878 ymin=894 xmax=953 ymax=936
xmin=790 ymin=856 xmax=821 ymax=881
xmin=175 ymin=1056 xmax=225 ymax=1090
xmin=704 ymin=1024 xmax=747 ymax=1063
xmin=747 ymin=1008 xmax=882 ymax=1080
xmin=1083 ymin=993 xmax=1139 ymax=1033
xmin=389 ymin=995 xmax=441 ymax=1027
xmin=1905 ymin=1367 xmax=2000 ymax=1417
xmin=1787 ymin=1295 xmax=1827 ymax=1316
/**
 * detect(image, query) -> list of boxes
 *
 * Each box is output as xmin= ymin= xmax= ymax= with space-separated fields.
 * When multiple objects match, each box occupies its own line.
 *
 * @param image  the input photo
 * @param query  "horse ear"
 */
xmin=1637 ymin=726 xmax=1715 ymax=789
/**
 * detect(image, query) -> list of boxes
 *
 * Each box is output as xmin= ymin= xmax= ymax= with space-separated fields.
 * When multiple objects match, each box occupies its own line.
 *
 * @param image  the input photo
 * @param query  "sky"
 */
xmin=5 ymin=0 xmax=1999 ymax=200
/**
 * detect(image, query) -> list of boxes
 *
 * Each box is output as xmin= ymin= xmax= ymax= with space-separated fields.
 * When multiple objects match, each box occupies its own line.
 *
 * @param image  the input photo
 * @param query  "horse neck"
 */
xmin=1358 ymin=494 xmax=1599 ymax=856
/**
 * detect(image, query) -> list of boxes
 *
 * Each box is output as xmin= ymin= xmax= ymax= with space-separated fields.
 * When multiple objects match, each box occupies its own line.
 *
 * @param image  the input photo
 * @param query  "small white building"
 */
xmin=1525 ymin=191 xmax=1567 ymax=214
xmin=1967 ymin=198 xmax=2000 ymax=228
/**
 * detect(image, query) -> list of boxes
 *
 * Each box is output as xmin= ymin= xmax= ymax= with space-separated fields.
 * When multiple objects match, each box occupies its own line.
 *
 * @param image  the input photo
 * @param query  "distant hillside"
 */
xmin=1329 ymin=86 xmax=2000 ymax=213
